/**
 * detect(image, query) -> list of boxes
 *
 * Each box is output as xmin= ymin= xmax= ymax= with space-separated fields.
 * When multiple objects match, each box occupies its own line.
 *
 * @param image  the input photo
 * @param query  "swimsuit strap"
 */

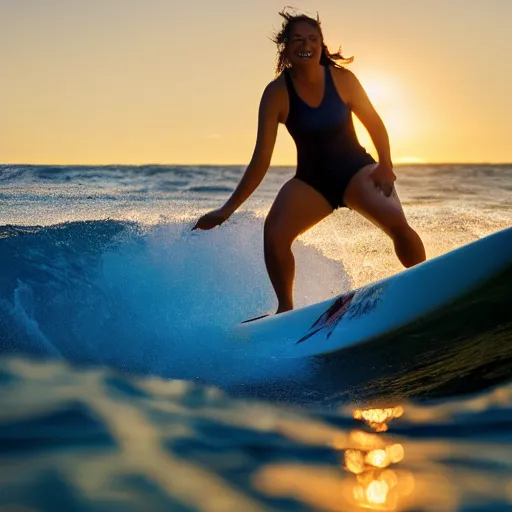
xmin=283 ymin=68 xmax=300 ymax=105
xmin=323 ymin=65 xmax=337 ymax=99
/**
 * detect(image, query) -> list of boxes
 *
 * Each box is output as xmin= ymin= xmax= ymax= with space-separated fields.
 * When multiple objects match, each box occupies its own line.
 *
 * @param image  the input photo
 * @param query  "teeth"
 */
xmin=297 ymin=52 xmax=312 ymax=58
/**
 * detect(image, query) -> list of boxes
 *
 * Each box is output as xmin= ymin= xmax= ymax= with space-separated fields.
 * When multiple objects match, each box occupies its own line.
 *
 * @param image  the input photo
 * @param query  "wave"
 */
xmin=0 ymin=219 xmax=511 ymax=407
xmin=0 ymin=218 xmax=351 ymax=391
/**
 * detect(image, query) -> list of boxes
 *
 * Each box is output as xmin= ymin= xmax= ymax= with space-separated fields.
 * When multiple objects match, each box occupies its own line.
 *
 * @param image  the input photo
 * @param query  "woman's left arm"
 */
xmin=340 ymin=69 xmax=396 ymax=196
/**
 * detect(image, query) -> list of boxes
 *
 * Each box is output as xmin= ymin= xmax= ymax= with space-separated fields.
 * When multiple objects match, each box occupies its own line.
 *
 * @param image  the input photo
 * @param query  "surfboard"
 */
xmin=234 ymin=227 xmax=512 ymax=359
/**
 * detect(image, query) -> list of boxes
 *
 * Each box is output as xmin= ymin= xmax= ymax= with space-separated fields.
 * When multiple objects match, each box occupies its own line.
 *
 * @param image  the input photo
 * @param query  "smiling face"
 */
xmin=285 ymin=20 xmax=323 ymax=68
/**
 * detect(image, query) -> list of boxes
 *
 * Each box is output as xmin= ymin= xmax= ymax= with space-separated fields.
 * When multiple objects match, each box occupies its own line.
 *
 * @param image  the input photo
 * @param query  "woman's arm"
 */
xmin=341 ymin=69 xmax=396 ymax=196
xmin=221 ymin=82 xmax=282 ymax=215
xmin=192 ymin=81 xmax=283 ymax=230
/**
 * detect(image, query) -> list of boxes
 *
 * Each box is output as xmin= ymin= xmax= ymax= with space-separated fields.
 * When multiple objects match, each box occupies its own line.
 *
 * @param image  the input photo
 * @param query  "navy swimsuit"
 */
xmin=284 ymin=65 xmax=375 ymax=209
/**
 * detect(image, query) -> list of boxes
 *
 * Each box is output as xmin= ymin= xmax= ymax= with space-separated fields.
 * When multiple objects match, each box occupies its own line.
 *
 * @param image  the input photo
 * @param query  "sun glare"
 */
xmin=395 ymin=156 xmax=427 ymax=164
xmin=352 ymin=73 xmax=427 ymax=164
xmin=362 ymin=78 xmax=394 ymax=106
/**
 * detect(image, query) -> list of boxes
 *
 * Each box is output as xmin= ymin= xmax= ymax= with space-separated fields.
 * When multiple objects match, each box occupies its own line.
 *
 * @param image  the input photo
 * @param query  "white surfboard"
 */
xmin=234 ymin=227 xmax=512 ymax=359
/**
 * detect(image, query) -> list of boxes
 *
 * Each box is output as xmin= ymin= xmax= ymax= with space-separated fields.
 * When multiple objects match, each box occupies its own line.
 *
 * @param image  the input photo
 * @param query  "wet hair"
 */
xmin=271 ymin=8 xmax=354 ymax=76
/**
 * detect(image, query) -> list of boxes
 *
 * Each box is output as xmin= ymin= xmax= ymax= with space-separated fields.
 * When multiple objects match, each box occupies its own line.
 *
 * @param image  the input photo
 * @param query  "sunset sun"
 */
xmin=353 ymin=74 xmax=425 ymax=164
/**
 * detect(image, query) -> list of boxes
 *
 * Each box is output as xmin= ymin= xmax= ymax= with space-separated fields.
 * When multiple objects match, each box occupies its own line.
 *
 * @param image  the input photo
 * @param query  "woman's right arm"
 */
xmin=192 ymin=82 xmax=282 ymax=231
xmin=220 ymin=82 xmax=281 ymax=216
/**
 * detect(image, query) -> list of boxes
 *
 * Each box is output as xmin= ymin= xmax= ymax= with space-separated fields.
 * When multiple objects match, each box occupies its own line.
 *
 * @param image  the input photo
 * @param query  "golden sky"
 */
xmin=2 ymin=0 xmax=511 ymax=165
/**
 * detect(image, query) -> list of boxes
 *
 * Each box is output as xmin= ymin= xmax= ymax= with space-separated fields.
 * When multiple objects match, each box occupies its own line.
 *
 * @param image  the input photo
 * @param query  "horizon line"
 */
xmin=2 ymin=161 xmax=512 ymax=167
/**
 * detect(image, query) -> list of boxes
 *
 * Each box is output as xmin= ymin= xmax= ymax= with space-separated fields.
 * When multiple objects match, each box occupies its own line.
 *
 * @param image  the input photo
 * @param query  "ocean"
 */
xmin=0 ymin=163 xmax=511 ymax=511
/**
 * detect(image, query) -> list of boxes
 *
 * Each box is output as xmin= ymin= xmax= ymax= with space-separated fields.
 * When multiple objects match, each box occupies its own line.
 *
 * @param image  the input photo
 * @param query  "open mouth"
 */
xmin=297 ymin=51 xmax=312 ymax=59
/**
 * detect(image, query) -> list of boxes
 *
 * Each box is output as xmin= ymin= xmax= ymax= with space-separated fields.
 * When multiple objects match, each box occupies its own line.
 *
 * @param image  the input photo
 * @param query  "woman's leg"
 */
xmin=343 ymin=164 xmax=426 ymax=267
xmin=264 ymin=178 xmax=333 ymax=313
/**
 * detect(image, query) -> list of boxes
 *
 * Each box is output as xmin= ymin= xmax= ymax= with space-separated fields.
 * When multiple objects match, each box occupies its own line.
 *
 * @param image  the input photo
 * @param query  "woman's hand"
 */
xmin=191 ymin=207 xmax=232 ymax=231
xmin=369 ymin=163 xmax=396 ymax=197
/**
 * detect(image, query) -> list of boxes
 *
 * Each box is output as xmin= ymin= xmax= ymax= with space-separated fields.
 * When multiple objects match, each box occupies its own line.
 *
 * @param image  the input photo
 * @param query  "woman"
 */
xmin=193 ymin=10 xmax=426 ymax=314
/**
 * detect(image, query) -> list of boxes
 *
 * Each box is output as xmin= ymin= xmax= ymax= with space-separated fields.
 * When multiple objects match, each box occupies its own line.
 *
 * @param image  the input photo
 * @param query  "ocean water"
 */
xmin=0 ymin=163 xmax=511 ymax=511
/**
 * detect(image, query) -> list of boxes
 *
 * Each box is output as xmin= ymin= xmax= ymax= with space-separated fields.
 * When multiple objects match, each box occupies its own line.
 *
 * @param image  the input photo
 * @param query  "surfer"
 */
xmin=192 ymin=9 xmax=426 ymax=314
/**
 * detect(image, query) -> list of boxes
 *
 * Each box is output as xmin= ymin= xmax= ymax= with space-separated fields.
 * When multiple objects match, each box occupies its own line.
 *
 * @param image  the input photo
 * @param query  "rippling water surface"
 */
xmin=0 ymin=163 xmax=511 ymax=511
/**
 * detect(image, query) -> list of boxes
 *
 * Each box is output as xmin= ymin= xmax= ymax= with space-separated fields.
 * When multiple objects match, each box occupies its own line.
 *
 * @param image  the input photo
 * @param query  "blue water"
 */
xmin=1 ymin=163 xmax=512 ymax=511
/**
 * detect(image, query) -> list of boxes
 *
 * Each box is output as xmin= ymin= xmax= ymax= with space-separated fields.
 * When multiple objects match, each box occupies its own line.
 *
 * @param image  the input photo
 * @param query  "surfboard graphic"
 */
xmin=296 ymin=283 xmax=385 ymax=344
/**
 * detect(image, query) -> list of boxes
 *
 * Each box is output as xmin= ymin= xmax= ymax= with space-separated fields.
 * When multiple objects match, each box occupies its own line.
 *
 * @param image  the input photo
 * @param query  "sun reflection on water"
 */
xmin=253 ymin=395 xmax=512 ymax=511
xmin=350 ymin=468 xmax=416 ymax=510
xmin=254 ymin=405 xmax=415 ymax=511
xmin=344 ymin=406 xmax=410 ymax=510
xmin=353 ymin=406 xmax=404 ymax=432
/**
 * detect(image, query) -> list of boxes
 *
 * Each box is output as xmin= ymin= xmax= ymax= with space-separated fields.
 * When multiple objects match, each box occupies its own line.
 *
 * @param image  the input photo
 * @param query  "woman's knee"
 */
xmin=264 ymin=218 xmax=295 ymax=251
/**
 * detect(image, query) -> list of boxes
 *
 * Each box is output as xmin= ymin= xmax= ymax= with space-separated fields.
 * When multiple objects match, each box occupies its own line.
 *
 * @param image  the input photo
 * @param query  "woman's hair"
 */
xmin=271 ymin=8 xmax=353 ymax=76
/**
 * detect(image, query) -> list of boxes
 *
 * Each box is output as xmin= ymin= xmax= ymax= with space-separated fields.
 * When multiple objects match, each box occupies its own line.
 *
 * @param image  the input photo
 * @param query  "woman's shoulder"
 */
xmin=260 ymin=73 xmax=288 ymax=104
xmin=330 ymin=64 xmax=356 ymax=81
xmin=329 ymin=65 xmax=362 ymax=92
xmin=266 ymin=72 xmax=287 ymax=93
